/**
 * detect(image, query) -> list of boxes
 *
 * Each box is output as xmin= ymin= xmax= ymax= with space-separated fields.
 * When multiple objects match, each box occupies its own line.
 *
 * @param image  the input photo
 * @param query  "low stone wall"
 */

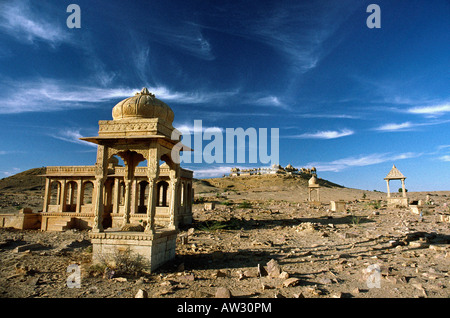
xmin=89 ymin=229 xmax=177 ymax=273
xmin=0 ymin=209 xmax=41 ymax=230
xmin=330 ymin=200 xmax=346 ymax=212
xmin=387 ymin=197 xmax=409 ymax=207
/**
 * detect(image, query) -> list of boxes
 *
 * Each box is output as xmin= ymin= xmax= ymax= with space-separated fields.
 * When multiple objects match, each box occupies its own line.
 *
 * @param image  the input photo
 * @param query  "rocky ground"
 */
xmin=0 ymin=189 xmax=449 ymax=298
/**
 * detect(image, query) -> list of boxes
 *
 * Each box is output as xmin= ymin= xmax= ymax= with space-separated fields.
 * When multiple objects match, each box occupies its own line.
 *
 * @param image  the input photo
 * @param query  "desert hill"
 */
xmin=0 ymin=167 xmax=46 ymax=193
xmin=194 ymin=174 xmax=387 ymax=203
xmin=196 ymin=173 xmax=343 ymax=193
xmin=0 ymin=168 xmax=46 ymax=213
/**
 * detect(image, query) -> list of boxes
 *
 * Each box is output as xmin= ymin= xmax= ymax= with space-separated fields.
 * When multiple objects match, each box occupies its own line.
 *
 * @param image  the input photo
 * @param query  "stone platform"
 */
xmin=89 ymin=228 xmax=177 ymax=273
xmin=387 ymin=197 xmax=409 ymax=207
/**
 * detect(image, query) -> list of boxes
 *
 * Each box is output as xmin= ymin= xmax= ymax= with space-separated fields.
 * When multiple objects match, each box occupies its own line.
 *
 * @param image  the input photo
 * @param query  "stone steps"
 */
xmin=46 ymin=217 xmax=75 ymax=231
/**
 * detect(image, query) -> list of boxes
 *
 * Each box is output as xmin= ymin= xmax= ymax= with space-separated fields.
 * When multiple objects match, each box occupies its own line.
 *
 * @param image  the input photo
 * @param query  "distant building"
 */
xmin=229 ymin=164 xmax=317 ymax=177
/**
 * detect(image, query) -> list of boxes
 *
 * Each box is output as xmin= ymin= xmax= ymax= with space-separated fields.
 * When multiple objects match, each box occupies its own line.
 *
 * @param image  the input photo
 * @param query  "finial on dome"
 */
xmin=138 ymin=87 xmax=155 ymax=97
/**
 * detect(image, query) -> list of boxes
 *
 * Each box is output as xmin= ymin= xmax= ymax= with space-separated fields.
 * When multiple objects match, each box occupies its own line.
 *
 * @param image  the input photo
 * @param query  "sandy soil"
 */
xmin=0 ymin=183 xmax=449 ymax=298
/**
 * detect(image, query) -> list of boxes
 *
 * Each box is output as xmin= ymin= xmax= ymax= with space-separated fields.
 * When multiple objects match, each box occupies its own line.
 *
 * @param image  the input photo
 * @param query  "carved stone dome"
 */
xmin=308 ymin=175 xmax=318 ymax=186
xmin=112 ymin=87 xmax=174 ymax=124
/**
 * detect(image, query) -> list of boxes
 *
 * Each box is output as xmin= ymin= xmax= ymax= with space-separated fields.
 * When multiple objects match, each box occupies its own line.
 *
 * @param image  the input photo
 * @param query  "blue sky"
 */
xmin=0 ymin=0 xmax=449 ymax=191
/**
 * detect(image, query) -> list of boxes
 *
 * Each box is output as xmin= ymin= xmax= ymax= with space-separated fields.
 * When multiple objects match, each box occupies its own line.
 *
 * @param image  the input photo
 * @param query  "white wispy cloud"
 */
xmin=438 ymin=155 xmax=450 ymax=162
xmin=196 ymin=1 xmax=358 ymax=73
xmin=0 ymin=80 xmax=137 ymax=114
xmin=375 ymin=122 xmax=413 ymax=132
xmin=407 ymin=104 xmax=450 ymax=116
xmin=149 ymin=86 xmax=239 ymax=104
xmin=0 ymin=167 xmax=21 ymax=177
xmin=308 ymin=152 xmax=421 ymax=172
xmin=243 ymin=2 xmax=356 ymax=73
xmin=298 ymin=113 xmax=361 ymax=119
xmin=287 ymin=129 xmax=354 ymax=139
xmin=251 ymin=96 xmax=288 ymax=109
xmin=0 ymin=79 xmax=241 ymax=114
xmin=51 ymin=129 xmax=97 ymax=148
xmin=133 ymin=45 xmax=151 ymax=83
xmin=374 ymin=119 xmax=450 ymax=132
xmin=0 ymin=1 xmax=71 ymax=46
xmin=192 ymin=166 xmax=234 ymax=178
xmin=146 ymin=23 xmax=214 ymax=61
xmin=175 ymin=123 xmax=223 ymax=135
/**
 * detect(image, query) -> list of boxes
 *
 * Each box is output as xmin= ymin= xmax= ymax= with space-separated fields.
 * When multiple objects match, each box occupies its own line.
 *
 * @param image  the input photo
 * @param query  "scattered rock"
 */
xmin=306 ymin=285 xmax=323 ymax=296
xmin=158 ymin=286 xmax=174 ymax=295
xmin=343 ymin=232 xmax=359 ymax=239
xmin=283 ymin=277 xmax=300 ymax=287
xmin=215 ymin=287 xmax=232 ymax=298
xmin=212 ymin=270 xmax=228 ymax=279
xmin=135 ymin=289 xmax=148 ymax=298
xmin=14 ymin=263 xmax=34 ymax=275
xmin=295 ymin=222 xmax=319 ymax=232
xmin=267 ymin=259 xmax=281 ymax=278
xmin=243 ymin=268 xmax=258 ymax=278
xmin=14 ymin=243 xmax=45 ymax=253
xmin=318 ymin=277 xmax=333 ymax=285
xmin=179 ymin=234 xmax=188 ymax=245
xmin=26 ymin=276 xmax=40 ymax=286
xmin=279 ymin=271 xmax=289 ymax=279
xmin=179 ymin=274 xmax=195 ymax=282
xmin=409 ymin=241 xmax=429 ymax=248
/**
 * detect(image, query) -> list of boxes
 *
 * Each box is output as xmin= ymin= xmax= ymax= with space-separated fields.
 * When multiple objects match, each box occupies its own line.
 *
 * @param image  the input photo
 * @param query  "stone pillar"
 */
xmin=42 ymin=178 xmax=50 ymax=212
xmin=122 ymin=179 xmax=132 ymax=225
xmin=190 ymin=186 xmax=194 ymax=213
xmin=401 ymin=179 xmax=406 ymax=198
xmin=56 ymin=182 xmax=61 ymax=205
xmin=386 ymin=180 xmax=391 ymax=198
xmin=168 ymin=175 xmax=180 ymax=230
xmin=145 ymin=178 xmax=157 ymax=234
xmin=92 ymin=145 xmax=108 ymax=232
xmin=92 ymin=176 xmax=105 ymax=232
xmin=76 ymin=180 xmax=82 ymax=213
xmin=60 ymin=179 xmax=67 ymax=212
xmin=145 ymin=146 xmax=159 ymax=234
xmin=113 ymin=178 xmax=119 ymax=214
xmin=131 ymin=179 xmax=138 ymax=214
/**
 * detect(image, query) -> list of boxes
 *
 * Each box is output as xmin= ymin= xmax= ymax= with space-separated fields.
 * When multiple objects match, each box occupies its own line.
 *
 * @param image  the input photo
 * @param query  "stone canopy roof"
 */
xmin=384 ymin=164 xmax=406 ymax=180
